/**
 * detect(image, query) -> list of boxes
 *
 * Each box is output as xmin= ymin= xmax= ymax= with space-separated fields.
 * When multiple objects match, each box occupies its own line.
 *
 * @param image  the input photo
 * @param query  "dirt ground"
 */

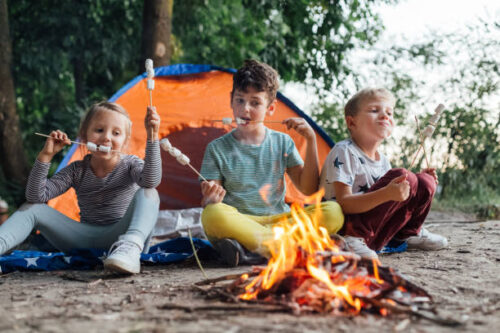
xmin=1 ymin=210 xmax=499 ymax=333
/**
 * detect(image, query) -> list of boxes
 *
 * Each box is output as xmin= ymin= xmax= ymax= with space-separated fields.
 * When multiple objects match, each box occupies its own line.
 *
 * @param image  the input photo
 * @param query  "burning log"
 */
xmin=197 ymin=190 xmax=462 ymax=326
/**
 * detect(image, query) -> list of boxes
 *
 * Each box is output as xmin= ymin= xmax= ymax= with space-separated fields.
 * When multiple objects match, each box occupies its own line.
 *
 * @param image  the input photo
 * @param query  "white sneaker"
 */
xmin=406 ymin=228 xmax=448 ymax=250
xmin=103 ymin=236 xmax=143 ymax=274
xmin=344 ymin=236 xmax=378 ymax=259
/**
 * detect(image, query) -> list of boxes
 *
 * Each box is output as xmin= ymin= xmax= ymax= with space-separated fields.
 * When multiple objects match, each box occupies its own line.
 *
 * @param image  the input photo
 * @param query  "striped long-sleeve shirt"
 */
xmin=26 ymin=141 xmax=161 ymax=225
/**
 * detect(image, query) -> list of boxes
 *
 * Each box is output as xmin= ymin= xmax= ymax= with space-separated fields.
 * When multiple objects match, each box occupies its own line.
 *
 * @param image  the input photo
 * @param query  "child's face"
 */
xmin=347 ymin=96 xmax=395 ymax=142
xmin=85 ymin=110 xmax=129 ymax=156
xmin=230 ymin=86 xmax=275 ymax=129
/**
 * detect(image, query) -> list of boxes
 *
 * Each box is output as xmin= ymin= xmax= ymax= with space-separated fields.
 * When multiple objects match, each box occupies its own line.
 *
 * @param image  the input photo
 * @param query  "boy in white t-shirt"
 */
xmin=319 ymin=88 xmax=447 ymax=259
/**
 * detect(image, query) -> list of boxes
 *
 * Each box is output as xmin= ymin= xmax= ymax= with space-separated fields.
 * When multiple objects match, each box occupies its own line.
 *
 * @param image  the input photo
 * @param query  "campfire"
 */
xmin=194 ymin=191 xmax=461 ymax=326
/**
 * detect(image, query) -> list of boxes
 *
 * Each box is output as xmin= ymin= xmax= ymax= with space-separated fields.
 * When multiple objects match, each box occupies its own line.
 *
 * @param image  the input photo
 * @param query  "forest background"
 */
xmin=0 ymin=0 xmax=498 ymax=218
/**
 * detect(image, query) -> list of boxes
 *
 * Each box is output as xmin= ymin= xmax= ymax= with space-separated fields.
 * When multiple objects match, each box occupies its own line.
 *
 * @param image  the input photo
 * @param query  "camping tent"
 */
xmin=49 ymin=64 xmax=334 ymax=221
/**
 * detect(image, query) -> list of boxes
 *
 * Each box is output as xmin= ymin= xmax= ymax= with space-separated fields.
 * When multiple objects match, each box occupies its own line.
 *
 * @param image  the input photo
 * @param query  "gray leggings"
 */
xmin=0 ymin=188 xmax=159 ymax=255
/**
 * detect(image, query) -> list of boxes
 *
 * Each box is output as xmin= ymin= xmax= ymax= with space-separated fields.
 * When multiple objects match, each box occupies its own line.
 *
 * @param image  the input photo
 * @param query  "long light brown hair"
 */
xmin=78 ymin=101 xmax=132 ymax=153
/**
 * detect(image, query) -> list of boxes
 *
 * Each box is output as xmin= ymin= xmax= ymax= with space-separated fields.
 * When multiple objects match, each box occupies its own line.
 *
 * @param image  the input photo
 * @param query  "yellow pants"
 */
xmin=201 ymin=202 xmax=344 ymax=256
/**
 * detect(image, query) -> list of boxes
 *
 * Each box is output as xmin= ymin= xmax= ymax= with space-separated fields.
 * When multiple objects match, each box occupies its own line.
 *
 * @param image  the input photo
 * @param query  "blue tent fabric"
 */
xmin=0 ymin=237 xmax=215 ymax=274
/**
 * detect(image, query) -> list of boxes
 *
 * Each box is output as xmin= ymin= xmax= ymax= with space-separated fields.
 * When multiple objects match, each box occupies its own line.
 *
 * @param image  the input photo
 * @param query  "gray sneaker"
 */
xmin=406 ymin=228 xmax=448 ymax=250
xmin=103 ymin=236 xmax=143 ymax=274
xmin=344 ymin=236 xmax=378 ymax=259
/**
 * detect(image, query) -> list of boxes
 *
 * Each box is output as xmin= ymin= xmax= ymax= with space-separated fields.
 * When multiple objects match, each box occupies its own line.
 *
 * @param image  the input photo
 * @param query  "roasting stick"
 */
xmin=145 ymin=59 xmax=155 ymax=142
xmin=414 ymin=115 xmax=430 ymax=169
xmin=214 ymin=117 xmax=284 ymax=125
xmin=409 ymin=104 xmax=445 ymax=169
xmin=35 ymin=132 xmax=82 ymax=147
xmin=35 ymin=133 xmax=120 ymax=154
xmin=160 ymin=138 xmax=208 ymax=182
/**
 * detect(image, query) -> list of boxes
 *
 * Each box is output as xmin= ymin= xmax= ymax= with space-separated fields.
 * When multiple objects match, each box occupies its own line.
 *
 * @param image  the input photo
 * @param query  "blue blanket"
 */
xmin=0 ymin=237 xmax=215 ymax=274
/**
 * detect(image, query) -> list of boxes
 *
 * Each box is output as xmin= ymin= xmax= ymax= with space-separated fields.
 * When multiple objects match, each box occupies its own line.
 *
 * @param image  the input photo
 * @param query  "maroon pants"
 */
xmin=341 ymin=168 xmax=436 ymax=251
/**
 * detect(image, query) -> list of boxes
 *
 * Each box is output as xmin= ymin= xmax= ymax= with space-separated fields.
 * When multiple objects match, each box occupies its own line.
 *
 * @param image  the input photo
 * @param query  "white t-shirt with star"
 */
xmin=320 ymin=139 xmax=391 ymax=200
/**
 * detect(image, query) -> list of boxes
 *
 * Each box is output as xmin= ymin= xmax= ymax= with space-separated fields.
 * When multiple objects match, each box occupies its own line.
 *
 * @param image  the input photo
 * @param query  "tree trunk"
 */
xmin=73 ymin=56 xmax=86 ymax=106
xmin=0 ymin=0 xmax=30 ymax=186
xmin=140 ymin=0 xmax=173 ymax=72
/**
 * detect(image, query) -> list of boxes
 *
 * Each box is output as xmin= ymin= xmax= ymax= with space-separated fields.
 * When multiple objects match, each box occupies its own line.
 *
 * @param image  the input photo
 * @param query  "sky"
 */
xmin=282 ymin=0 xmax=500 ymax=112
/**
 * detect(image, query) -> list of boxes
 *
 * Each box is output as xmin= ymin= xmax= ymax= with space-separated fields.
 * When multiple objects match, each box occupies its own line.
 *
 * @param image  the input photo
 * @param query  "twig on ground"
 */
xmin=195 ymin=271 xmax=260 ymax=286
xmin=359 ymin=297 xmax=464 ymax=327
xmin=157 ymin=302 xmax=291 ymax=313
xmin=188 ymin=228 xmax=209 ymax=280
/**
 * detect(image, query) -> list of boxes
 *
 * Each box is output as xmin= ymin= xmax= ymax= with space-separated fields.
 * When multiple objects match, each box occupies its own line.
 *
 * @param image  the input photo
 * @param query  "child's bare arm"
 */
xmin=200 ymin=180 xmax=226 ymax=207
xmin=333 ymin=174 xmax=410 ymax=214
xmin=284 ymin=118 xmax=319 ymax=195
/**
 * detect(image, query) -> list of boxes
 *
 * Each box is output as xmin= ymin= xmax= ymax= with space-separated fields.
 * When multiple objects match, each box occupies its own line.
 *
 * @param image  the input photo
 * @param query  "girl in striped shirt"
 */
xmin=0 ymin=102 xmax=161 ymax=274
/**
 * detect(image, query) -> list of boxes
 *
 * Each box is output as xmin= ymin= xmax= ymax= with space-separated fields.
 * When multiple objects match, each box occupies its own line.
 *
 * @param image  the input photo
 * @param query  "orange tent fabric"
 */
xmin=49 ymin=65 xmax=334 ymax=221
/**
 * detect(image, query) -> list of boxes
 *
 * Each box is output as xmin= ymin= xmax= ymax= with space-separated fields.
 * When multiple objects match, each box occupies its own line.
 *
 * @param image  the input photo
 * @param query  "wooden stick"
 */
xmin=35 ymin=133 xmax=84 ymax=146
xmin=251 ymin=120 xmax=284 ymax=124
xmin=415 ymin=116 xmax=430 ymax=169
xmin=157 ymin=302 xmax=290 ymax=313
xmin=359 ymin=297 xmax=463 ymax=327
xmin=195 ymin=271 xmax=260 ymax=286
xmin=35 ymin=133 xmax=120 ymax=154
xmin=409 ymin=145 xmax=422 ymax=169
xmin=187 ymin=163 xmax=208 ymax=182
xmin=148 ymin=91 xmax=154 ymax=143
xmin=213 ymin=119 xmax=284 ymax=124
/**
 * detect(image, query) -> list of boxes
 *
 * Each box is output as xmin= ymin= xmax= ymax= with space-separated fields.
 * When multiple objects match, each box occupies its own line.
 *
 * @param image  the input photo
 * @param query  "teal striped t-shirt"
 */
xmin=200 ymin=128 xmax=303 ymax=215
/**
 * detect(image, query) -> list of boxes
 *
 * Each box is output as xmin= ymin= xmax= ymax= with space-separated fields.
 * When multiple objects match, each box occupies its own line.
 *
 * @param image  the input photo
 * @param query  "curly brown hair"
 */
xmin=231 ymin=59 xmax=279 ymax=105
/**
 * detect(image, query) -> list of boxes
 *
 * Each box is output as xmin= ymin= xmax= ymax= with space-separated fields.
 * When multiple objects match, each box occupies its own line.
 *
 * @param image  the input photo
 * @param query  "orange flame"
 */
xmin=238 ymin=189 xmax=384 ymax=313
xmin=259 ymin=184 xmax=272 ymax=205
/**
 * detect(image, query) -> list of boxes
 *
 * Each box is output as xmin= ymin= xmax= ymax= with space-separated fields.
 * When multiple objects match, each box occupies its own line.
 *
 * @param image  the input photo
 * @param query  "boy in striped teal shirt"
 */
xmin=199 ymin=60 xmax=343 ymax=266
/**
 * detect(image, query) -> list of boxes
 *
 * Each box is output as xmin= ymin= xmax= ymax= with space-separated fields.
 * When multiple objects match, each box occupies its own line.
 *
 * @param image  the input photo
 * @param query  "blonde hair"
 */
xmin=344 ymin=88 xmax=395 ymax=117
xmin=78 ymin=101 xmax=131 ymax=142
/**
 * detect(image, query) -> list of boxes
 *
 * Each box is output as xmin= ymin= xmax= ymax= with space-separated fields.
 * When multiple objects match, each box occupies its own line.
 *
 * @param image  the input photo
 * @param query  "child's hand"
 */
xmin=421 ymin=168 xmax=438 ymax=184
xmin=145 ymin=106 xmax=161 ymax=139
xmin=384 ymin=174 xmax=410 ymax=202
xmin=201 ymin=180 xmax=226 ymax=207
xmin=38 ymin=130 xmax=71 ymax=162
xmin=282 ymin=118 xmax=315 ymax=141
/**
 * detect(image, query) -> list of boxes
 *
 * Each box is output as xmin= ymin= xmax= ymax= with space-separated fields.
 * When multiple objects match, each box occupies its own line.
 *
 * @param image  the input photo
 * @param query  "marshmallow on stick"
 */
xmin=34 ymin=133 xmax=119 ymax=154
xmin=160 ymin=138 xmax=207 ymax=181
xmin=409 ymin=104 xmax=445 ymax=169
xmin=145 ymin=59 xmax=155 ymax=141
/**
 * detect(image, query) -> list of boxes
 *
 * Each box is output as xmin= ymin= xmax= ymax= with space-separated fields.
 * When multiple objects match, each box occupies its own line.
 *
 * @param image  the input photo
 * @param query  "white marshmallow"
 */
xmin=147 ymin=68 xmax=155 ymax=79
xmin=222 ymin=117 xmax=233 ymax=125
xmin=428 ymin=104 xmax=445 ymax=125
xmin=86 ymin=142 xmax=97 ymax=152
xmin=145 ymin=59 xmax=154 ymax=71
xmin=147 ymin=79 xmax=155 ymax=90
xmin=160 ymin=138 xmax=172 ymax=151
xmin=98 ymin=145 xmax=111 ymax=153
xmin=236 ymin=117 xmax=247 ymax=125
xmin=176 ymin=154 xmax=190 ymax=166
xmin=423 ymin=104 xmax=445 ymax=138
xmin=422 ymin=125 xmax=436 ymax=138
xmin=168 ymin=147 xmax=181 ymax=158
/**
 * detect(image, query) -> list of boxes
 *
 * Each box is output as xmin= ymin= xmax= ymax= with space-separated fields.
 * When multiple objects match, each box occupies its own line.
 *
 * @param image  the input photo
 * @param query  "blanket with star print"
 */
xmin=0 ymin=237 xmax=215 ymax=274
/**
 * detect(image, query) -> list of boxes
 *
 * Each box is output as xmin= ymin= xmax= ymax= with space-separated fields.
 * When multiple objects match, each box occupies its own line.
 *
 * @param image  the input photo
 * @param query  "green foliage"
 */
xmin=9 ymin=0 xmax=142 ymax=164
xmin=173 ymin=0 xmax=395 ymax=90
xmin=310 ymin=21 xmax=499 ymax=217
